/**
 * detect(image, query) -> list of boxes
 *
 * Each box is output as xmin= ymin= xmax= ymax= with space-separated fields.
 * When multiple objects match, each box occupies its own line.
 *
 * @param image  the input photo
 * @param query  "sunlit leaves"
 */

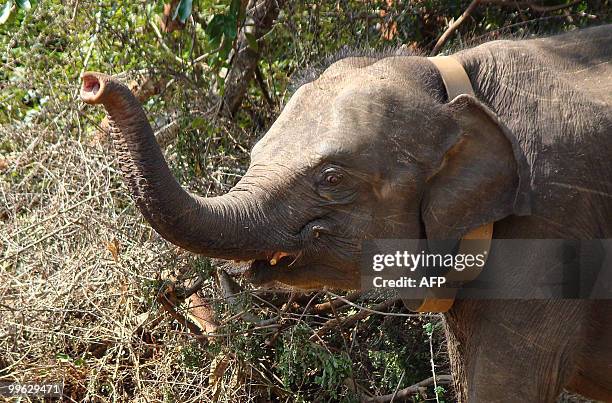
xmin=203 ymin=0 xmax=243 ymax=78
xmin=15 ymin=0 xmax=30 ymax=9
xmin=0 ymin=0 xmax=30 ymax=24
xmin=0 ymin=1 xmax=14 ymax=24
xmin=205 ymin=0 xmax=241 ymax=47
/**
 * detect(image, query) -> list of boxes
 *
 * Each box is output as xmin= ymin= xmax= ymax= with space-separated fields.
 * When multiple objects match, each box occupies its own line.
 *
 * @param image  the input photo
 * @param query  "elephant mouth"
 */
xmin=248 ymin=253 xmax=298 ymax=272
xmin=236 ymin=252 xmax=302 ymax=285
xmin=241 ymin=220 xmax=326 ymax=275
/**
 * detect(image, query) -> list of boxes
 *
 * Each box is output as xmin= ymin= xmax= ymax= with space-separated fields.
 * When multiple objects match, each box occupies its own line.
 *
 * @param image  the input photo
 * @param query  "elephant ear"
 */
xmin=421 ymin=94 xmax=531 ymax=240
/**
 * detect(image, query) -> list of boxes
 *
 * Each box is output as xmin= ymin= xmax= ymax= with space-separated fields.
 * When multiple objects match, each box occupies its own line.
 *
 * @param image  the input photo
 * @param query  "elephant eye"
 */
xmin=323 ymin=169 xmax=343 ymax=186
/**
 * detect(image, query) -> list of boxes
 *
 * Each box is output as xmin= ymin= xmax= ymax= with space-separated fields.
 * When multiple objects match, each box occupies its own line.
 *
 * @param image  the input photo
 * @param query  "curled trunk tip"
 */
xmin=80 ymin=71 xmax=112 ymax=105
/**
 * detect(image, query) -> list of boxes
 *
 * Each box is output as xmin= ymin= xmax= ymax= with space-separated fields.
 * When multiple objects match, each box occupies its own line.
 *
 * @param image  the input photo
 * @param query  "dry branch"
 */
xmin=431 ymin=0 xmax=481 ymax=55
xmin=481 ymin=0 xmax=582 ymax=12
xmin=366 ymin=375 xmax=453 ymax=403
xmin=311 ymin=290 xmax=362 ymax=314
xmin=310 ymin=298 xmax=400 ymax=340
xmin=431 ymin=0 xmax=581 ymax=55
xmin=157 ymin=283 xmax=204 ymax=337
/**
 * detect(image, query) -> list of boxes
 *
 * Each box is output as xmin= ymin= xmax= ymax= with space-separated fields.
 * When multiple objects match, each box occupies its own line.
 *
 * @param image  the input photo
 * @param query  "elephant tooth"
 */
xmin=270 ymin=252 xmax=291 ymax=266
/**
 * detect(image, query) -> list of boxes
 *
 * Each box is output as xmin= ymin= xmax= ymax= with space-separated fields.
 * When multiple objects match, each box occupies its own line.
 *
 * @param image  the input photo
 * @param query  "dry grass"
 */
xmin=0 ymin=118 xmax=253 ymax=401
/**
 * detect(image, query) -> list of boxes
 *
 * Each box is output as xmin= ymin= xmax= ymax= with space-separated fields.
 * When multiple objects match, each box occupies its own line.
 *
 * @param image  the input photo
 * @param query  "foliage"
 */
xmin=0 ymin=0 xmax=31 ymax=25
xmin=1 ymin=0 xmax=609 ymax=401
xmin=277 ymin=323 xmax=355 ymax=401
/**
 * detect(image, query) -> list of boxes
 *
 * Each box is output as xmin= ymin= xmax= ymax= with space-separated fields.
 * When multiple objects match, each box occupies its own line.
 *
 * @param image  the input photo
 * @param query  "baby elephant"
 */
xmin=82 ymin=25 xmax=612 ymax=402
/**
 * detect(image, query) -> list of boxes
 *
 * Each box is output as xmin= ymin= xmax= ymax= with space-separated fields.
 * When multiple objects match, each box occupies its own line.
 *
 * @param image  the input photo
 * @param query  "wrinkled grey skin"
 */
xmin=81 ymin=25 xmax=612 ymax=402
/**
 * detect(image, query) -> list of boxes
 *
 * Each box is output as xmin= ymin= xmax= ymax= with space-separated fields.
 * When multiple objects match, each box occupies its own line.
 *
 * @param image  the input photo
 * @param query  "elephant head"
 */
xmin=81 ymin=55 xmax=530 ymax=290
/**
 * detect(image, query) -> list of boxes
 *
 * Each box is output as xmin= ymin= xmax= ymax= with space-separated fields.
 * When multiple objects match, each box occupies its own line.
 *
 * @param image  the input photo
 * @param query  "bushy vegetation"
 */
xmin=1 ymin=1 xmax=609 ymax=401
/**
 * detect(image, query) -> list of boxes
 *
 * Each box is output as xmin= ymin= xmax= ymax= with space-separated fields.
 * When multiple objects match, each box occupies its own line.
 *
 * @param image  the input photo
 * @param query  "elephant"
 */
xmin=81 ymin=24 xmax=612 ymax=402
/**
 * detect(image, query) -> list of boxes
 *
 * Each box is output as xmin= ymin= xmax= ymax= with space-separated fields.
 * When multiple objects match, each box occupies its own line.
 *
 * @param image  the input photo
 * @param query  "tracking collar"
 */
xmin=409 ymin=56 xmax=494 ymax=313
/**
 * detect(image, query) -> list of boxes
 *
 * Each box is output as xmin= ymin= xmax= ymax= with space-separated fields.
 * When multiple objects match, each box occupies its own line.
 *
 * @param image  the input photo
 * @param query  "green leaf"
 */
xmin=423 ymin=322 xmax=434 ymax=336
xmin=229 ymin=0 xmax=241 ymax=18
xmin=15 ymin=0 xmax=30 ymax=9
xmin=0 ymin=1 xmax=14 ymax=25
xmin=206 ymin=14 xmax=225 ymax=39
xmin=223 ymin=16 xmax=237 ymax=40
xmin=190 ymin=117 xmax=207 ymax=130
xmin=172 ymin=0 xmax=192 ymax=24
xmin=55 ymin=353 xmax=71 ymax=363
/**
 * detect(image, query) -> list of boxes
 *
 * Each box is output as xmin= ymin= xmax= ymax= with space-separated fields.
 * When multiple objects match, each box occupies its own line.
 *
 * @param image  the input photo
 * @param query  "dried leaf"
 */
xmin=209 ymin=354 xmax=230 ymax=389
xmin=106 ymin=238 xmax=120 ymax=261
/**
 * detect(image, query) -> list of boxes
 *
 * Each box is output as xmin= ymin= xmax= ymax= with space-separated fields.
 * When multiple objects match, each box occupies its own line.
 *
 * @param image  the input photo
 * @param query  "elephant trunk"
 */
xmin=80 ymin=72 xmax=284 ymax=260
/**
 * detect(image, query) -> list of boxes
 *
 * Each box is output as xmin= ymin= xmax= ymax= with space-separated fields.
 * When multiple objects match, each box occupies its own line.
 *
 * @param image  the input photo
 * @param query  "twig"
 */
xmin=429 ymin=325 xmax=441 ymax=403
xmin=218 ymin=270 xmax=278 ymax=326
xmin=431 ymin=0 xmax=481 ymax=55
xmin=481 ymin=0 xmax=582 ymax=12
xmin=311 ymin=290 xmax=362 ymax=314
xmin=9 ymin=189 xmax=116 ymax=238
xmin=157 ymin=284 xmax=203 ymax=337
xmin=389 ymin=370 xmax=405 ymax=403
xmin=254 ymin=65 xmax=274 ymax=107
xmin=325 ymin=291 xmax=435 ymax=318
xmin=310 ymin=298 xmax=400 ymax=340
xmin=71 ymin=0 xmax=79 ymax=21
xmin=1 ymin=220 xmax=79 ymax=262
xmin=365 ymin=375 xmax=453 ymax=403
xmin=148 ymin=19 xmax=185 ymax=64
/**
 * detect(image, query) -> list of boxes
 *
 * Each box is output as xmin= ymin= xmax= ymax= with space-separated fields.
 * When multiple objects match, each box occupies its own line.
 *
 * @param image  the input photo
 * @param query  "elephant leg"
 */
xmin=445 ymin=300 xmax=590 ymax=402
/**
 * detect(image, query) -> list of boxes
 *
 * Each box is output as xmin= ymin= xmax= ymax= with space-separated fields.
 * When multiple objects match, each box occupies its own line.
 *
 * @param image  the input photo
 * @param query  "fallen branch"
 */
xmin=365 ymin=375 xmax=453 ymax=403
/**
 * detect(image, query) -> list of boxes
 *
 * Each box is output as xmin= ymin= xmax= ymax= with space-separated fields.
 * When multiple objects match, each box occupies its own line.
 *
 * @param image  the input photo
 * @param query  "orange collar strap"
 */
xmin=412 ymin=56 xmax=493 ymax=313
